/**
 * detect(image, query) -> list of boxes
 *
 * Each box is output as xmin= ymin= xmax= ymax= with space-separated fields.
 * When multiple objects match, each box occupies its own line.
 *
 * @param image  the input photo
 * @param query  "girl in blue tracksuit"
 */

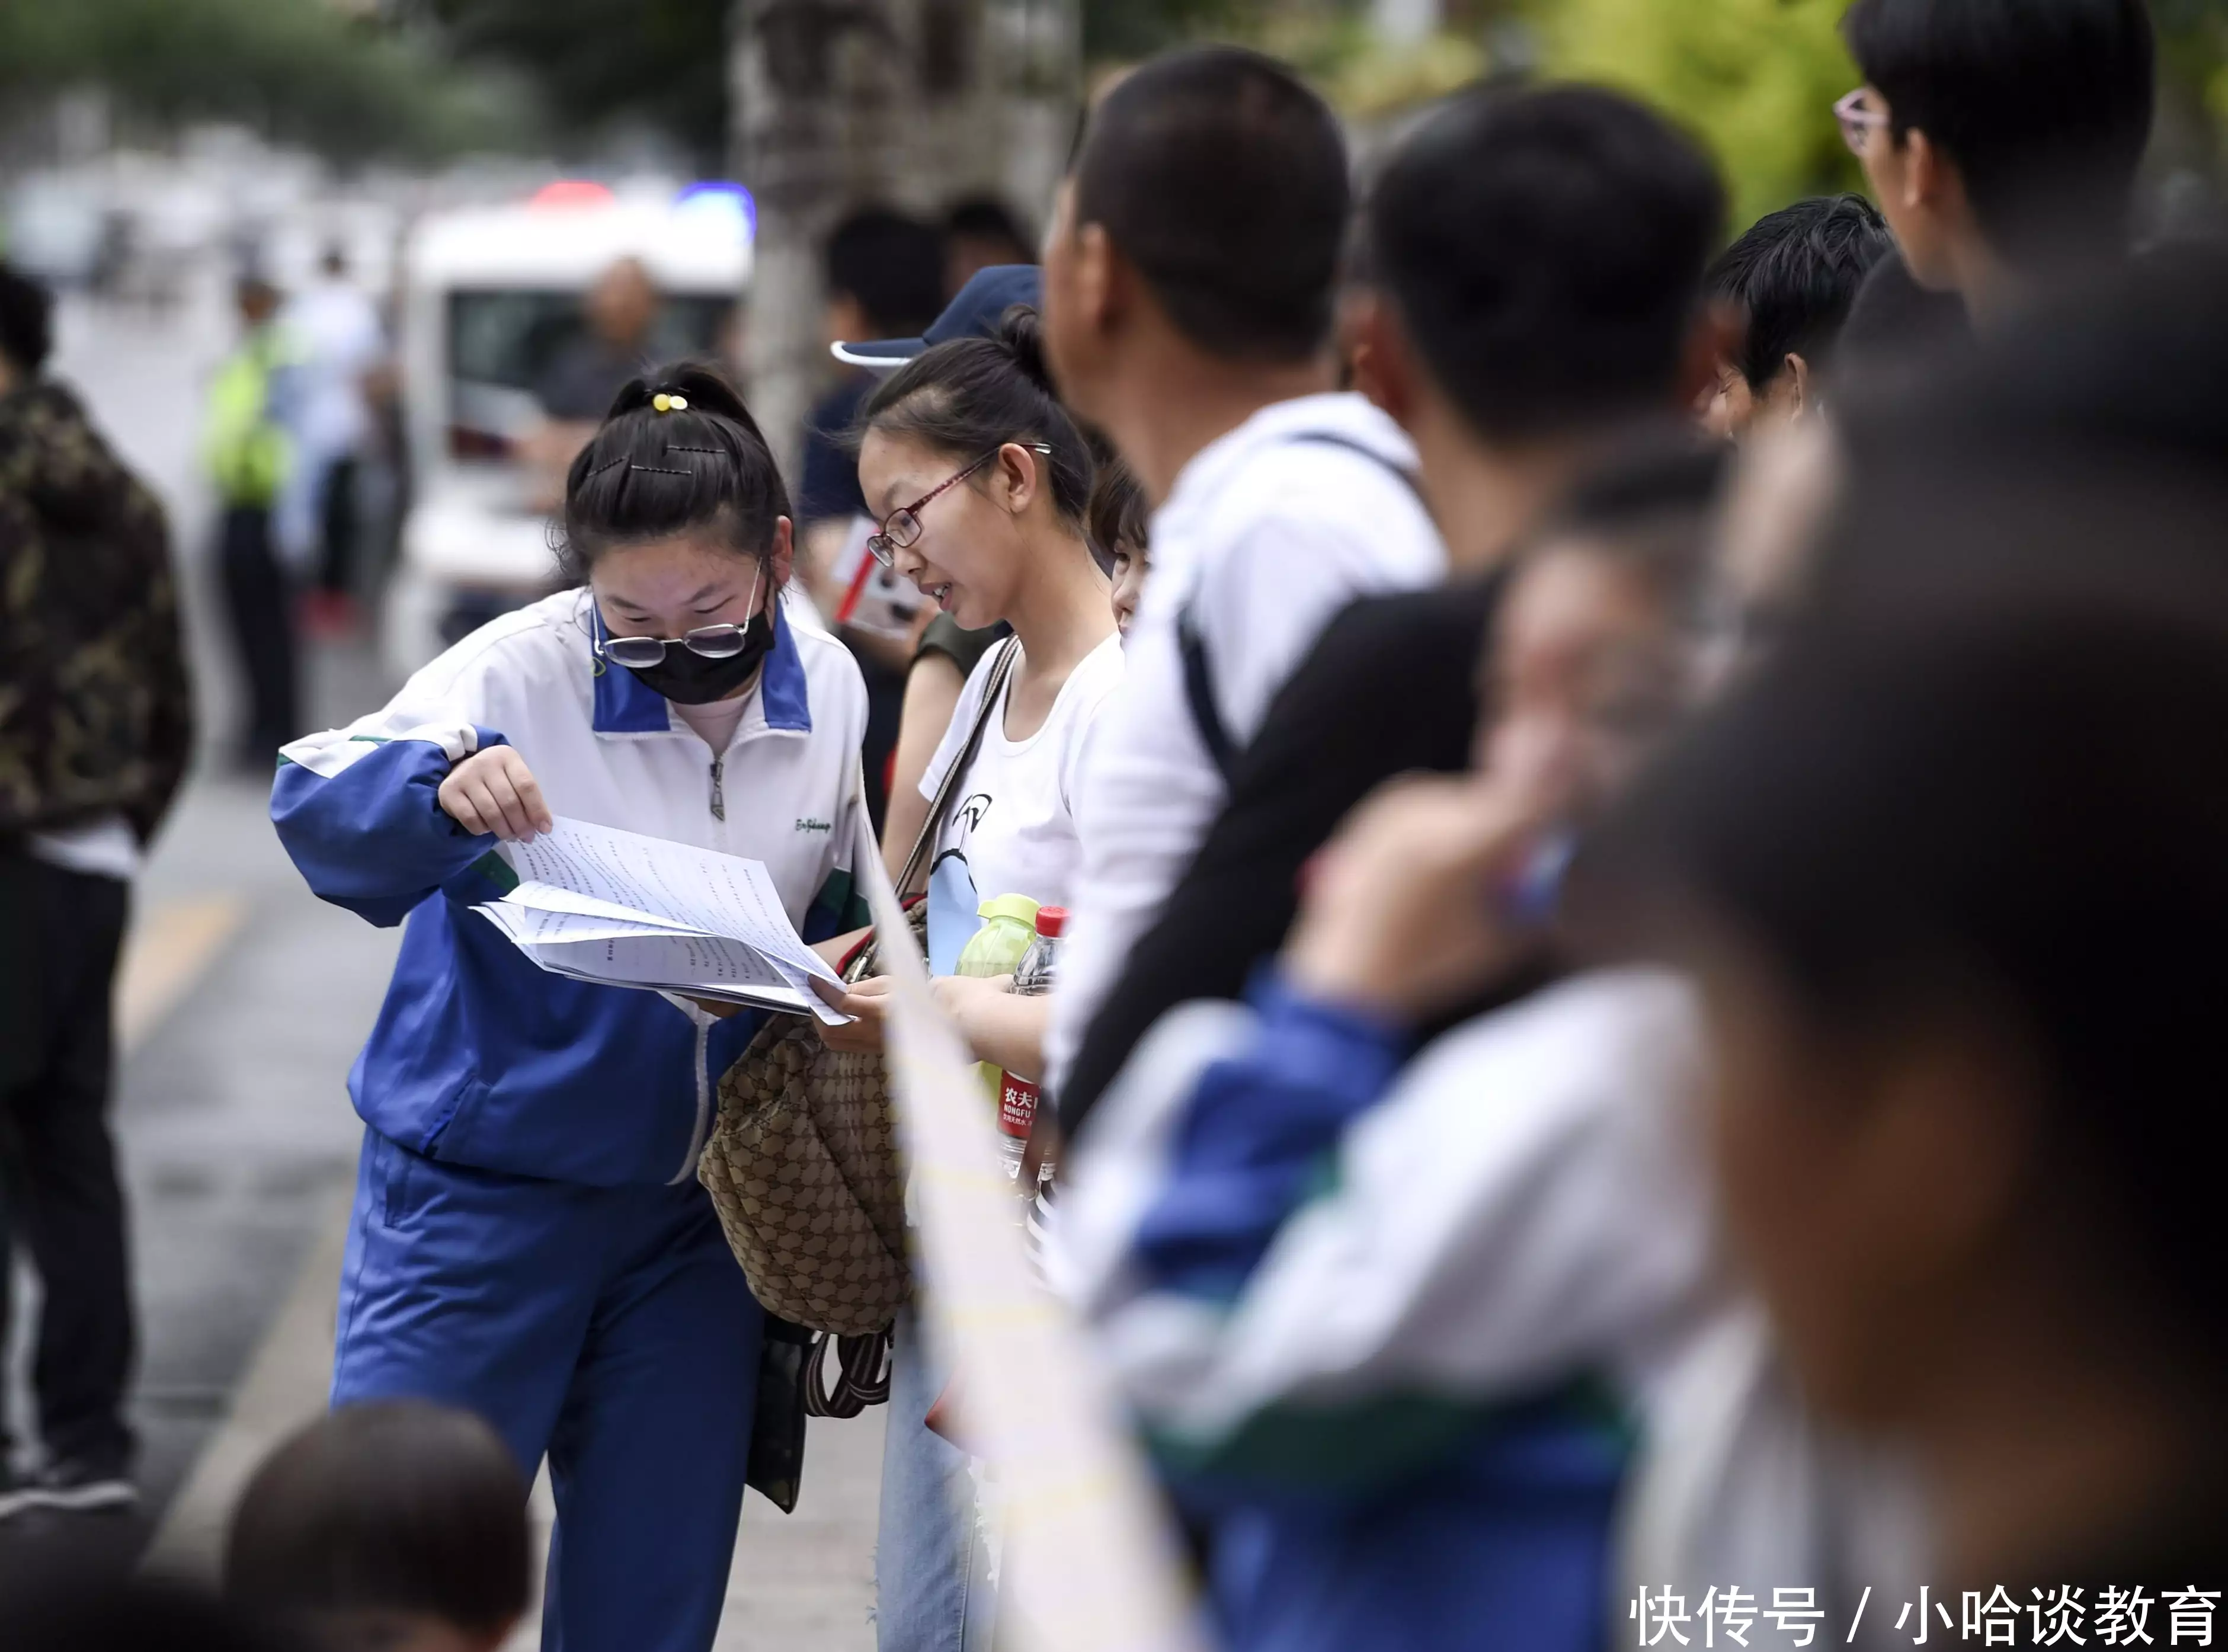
xmin=271 ymin=365 xmax=871 ymax=1652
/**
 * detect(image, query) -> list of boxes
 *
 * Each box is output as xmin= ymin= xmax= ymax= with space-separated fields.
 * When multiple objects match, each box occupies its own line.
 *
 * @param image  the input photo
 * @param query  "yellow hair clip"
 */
xmin=651 ymin=392 xmax=689 ymax=414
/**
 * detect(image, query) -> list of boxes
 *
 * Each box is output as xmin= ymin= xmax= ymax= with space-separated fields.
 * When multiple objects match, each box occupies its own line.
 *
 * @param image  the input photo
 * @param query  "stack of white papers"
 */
xmin=478 ymin=818 xmax=851 ymax=1023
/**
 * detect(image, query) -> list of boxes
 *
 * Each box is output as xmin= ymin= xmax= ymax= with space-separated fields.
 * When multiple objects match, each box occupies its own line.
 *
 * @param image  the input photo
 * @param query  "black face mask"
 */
xmin=622 ymin=613 xmax=776 ymax=705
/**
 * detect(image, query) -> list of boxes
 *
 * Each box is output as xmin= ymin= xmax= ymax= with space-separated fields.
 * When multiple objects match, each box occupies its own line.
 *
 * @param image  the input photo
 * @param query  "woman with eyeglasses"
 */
xmin=817 ymin=305 xmax=1121 ymax=1652
xmin=269 ymin=364 xmax=871 ymax=1652
xmin=821 ymin=306 xmax=1121 ymax=1044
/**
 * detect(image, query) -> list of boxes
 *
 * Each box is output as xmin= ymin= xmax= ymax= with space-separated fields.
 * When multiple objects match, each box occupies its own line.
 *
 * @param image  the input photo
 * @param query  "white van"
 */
xmin=384 ymin=187 xmax=753 ymax=677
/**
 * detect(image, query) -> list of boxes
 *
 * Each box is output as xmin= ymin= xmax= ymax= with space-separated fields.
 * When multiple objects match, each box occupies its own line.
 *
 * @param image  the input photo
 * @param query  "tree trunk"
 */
xmin=731 ymin=0 xmax=1079 ymax=486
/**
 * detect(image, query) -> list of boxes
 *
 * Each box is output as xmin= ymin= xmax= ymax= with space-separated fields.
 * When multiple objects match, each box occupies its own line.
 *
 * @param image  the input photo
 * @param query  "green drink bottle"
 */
xmin=955 ymin=894 xmax=1040 ymax=1099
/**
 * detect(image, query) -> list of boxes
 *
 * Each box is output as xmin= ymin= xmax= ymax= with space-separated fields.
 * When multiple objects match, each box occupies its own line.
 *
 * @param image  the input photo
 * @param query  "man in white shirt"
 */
xmin=1039 ymin=46 xmax=1445 ymax=1094
xmin=280 ymin=245 xmax=385 ymax=614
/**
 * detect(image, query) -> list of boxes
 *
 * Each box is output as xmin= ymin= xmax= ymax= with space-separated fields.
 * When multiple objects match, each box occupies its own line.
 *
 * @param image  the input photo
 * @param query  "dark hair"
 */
xmin=944 ymin=196 xmax=1034 ymax=258
xmin=1840 ymin=239 xmax=2228 ymax=488
xmin=1531 ymin=432 xmax=1730 ymax=618
xmin=1087 ymin=454 xmax=1150 ymax=561
xmin=225 ymin=1400 xmax=531 ymax=1635
xmin=824 ymin=207 xmax=947 ymax=335
xmin=1708 ymin=195 xmax=1893 ymax=391
xmin=1830 ymin=248 xmax=1975 ymax=390
xmin=1842 ymin=0 xmax=2156 ymax=261
xmin=0 ymin=262 xmax=55 ymax=375
xmin=1072 ymin=45 xmax=1350 ymax=363
xmin=859 ymin=305 xmax=1094 ymax=524
xmin=558 ymin=361 xmax=791 ymax=583
xmin=12 ymin=1579 xmax=308 ymax=1652
xmin=1365 ymin=84 xmax=1726 ymax=443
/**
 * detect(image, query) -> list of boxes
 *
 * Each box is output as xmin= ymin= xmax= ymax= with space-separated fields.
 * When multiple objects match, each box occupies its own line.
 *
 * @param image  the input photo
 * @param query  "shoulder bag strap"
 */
xmin=895 ymin=636 xmax=1022 ymax=899
xmin=1173 ymin=431 xmax=1430 ymax=786
xmin=1176 ymin=601 xmax=1238 ymax=784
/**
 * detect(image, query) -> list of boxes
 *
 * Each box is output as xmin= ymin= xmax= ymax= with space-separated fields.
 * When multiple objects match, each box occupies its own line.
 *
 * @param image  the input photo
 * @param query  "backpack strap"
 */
xmin=1177 ymin=601 xmax=1240 ymax=784
xmin=895 ymin=636 xmax=1022 ymax=899
xmin=1173 ymin=433 xmax=1428 ymax=783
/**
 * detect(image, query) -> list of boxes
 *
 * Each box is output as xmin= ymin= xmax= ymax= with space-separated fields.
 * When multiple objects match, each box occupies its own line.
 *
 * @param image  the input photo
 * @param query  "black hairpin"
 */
xmin=629 ymin=463 xmax=691 ymax=475
xmin=584 ymin=456 xmax=627 ymax=479
xmin=665 ymin=446 xmax=724 ymax=456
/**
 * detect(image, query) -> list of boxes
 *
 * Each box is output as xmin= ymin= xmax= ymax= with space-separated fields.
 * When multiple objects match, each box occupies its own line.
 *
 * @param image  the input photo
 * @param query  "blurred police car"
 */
xmin=385 ymin=182 xmax=751 ymax=677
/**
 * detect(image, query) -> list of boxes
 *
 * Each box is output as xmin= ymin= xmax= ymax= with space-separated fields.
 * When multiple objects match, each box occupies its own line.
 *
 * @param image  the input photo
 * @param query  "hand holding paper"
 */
xmin=479 ymin=818 xmax=851 ymax=1023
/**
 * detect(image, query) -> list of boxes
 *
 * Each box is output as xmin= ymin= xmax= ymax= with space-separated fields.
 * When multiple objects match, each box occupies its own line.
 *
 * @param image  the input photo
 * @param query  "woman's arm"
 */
xmin=271 ymin=705 xmax=518 ymax=927
xmin=931 ymin=975 xmax=1051 ymax=1079
xmin=883 ymin=650 xmax=969 ymax=881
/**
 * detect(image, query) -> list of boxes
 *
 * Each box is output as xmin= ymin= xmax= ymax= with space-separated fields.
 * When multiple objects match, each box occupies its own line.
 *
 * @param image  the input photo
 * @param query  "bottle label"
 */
xmin=998 ymin=1072 xmax=1039 ymax=1139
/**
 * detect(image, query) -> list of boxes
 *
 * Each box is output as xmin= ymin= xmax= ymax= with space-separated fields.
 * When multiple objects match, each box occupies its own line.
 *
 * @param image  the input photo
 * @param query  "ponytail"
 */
xmin=858 ymin=305 xmax=1095 ymax=523
xmin=556 ymin=360 xmax=791 ymax=584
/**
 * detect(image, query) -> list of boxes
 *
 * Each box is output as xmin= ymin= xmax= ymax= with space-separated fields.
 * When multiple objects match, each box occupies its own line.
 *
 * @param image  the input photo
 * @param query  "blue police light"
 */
xmin=675 ymin=182 xmax=756 ymax=244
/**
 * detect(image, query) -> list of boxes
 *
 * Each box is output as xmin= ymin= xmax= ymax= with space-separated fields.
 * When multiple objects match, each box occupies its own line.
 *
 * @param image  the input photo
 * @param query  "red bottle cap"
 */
xmin=1035 ymin=905 xmax=1067 ymax=938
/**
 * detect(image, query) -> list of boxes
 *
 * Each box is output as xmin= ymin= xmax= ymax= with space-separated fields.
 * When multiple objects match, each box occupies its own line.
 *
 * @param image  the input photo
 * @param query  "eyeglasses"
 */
xmin=600 ymin=624 xmax=754 ymax=670
xmin=1833 ymin=89 xmax=1890 ymax=156
xmin=866 ymin=444 xmax=1054 ymax=568
xmin=597 ymin=568 xmax=763 ymax=668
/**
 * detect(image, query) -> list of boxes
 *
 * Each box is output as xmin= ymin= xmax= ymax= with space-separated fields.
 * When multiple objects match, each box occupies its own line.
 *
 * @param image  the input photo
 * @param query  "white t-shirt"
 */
xmin=1045 ymin=392 xmax=1445 ymax=1090
xmin=920 ymin=634 xmax=1125 ymax=976
xmin=283 ymin=279 xmax=384 ymax=458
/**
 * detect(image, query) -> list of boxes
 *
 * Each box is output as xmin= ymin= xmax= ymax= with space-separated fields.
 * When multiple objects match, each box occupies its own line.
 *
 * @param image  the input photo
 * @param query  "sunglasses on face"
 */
xmin=596 ymin=567 xmax=763 ymax=668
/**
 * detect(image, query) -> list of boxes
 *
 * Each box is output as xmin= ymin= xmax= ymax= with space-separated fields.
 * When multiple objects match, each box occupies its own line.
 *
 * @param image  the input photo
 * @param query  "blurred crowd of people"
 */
xmin=5 ymin=0 xmax=2228 ymax=1648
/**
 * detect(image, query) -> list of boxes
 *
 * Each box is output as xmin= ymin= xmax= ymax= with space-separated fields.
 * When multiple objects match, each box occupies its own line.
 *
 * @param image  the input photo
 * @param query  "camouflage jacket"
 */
xmin=0 ymin=379 xmax=193 ymax=847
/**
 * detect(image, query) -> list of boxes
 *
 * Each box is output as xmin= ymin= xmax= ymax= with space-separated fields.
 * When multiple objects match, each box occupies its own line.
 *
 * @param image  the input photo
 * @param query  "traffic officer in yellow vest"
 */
xmin=205 ymin=273 xmax=299 ymax=766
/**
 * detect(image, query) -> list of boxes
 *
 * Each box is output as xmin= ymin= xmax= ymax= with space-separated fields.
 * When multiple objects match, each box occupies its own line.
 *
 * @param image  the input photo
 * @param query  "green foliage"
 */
xmin=1531 ymin=0 xmax=1863 ymax=233
xmin=1084 ymin=0 xmax=1264 ymax=62
xmin=420 ymin=0 xmax=729 ymax=171
xmin=0 ymin=0 xmax=520 ymax=163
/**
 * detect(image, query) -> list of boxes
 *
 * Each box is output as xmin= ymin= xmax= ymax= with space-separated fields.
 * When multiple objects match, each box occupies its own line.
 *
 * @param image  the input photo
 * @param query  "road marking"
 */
xmin=117 ymin=896 xmax=248 ymax=1055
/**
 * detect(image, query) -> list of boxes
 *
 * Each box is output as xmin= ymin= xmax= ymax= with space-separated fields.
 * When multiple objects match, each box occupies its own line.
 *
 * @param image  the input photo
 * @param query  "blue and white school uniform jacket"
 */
xmin=1049 ymin=969 xmax=1851 ymax=1652
xmin=272 ymin=588 xmax=872 ymax=1187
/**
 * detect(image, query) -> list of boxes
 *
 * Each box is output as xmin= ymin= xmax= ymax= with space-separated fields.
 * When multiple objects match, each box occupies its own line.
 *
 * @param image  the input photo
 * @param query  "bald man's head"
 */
xmin=587 ymin=258 xmax=660 ymax=348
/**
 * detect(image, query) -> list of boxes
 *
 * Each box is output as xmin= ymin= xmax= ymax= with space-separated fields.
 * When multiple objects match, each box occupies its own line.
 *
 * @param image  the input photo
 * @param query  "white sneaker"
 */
xmin=0 ymin=1459 xmax=139 ymax=1516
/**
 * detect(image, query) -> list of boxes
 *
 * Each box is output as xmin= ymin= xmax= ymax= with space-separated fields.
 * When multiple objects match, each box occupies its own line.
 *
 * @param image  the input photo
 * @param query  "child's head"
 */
xmin=560 ymin=362 xmax=793 ymax=703
xmin=1702 ymin=195 xmax=1893 ymax=440
xmin=855 ymin=305 xmax=1098 ymax=632
xmin=1087 ymin=457 xmax=1150 ymax=637
xmin=1479 ymin=438 xmax=1728 ymax=820
xmin=225 ymin=1401 xmax=530 ymax=1652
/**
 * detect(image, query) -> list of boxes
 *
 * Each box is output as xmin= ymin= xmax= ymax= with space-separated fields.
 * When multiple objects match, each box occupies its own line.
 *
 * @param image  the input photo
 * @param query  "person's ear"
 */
xmin=1848 ymin=1015 xmax=2035 ymax=1308
xmin=766 ymin=517 xmax=796 ymax=597
xmin=1345 ymin=289 xmax=1415 ymax=425
xmin=1902 ymin=127 xmax=1947 ymax=214
xmin=1782 ymin=352 xmax=1813 ymax=419
xmin=1075 ymin=222 xmax=1121 ymax=339
xmin=1679 ymin=301 xmax=1747 ymax=416
xmin=995 ymin=443 xmax=1041 ymax=516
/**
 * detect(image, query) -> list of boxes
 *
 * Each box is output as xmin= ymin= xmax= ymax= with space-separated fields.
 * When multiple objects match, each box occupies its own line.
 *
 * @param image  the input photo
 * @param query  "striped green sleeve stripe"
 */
xmin=1142 ymin=1374 xmax=1633 ymax=1494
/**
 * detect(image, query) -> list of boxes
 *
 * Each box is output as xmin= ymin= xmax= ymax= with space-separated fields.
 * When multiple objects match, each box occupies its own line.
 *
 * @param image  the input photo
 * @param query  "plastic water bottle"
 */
xmin=998 ymin=906 xmax=1065 ymax=1192
xmin=955 ymin=894 xmax=1039 ymax=1099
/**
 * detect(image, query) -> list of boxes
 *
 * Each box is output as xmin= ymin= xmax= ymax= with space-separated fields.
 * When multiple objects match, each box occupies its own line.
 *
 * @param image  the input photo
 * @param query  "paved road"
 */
xmin=1 ymin=278 xmax=882 ymax=1648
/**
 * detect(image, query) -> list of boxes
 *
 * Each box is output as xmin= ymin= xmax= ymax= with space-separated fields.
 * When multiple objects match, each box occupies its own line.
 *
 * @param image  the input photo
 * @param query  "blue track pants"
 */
xmin=332 ymin=1128 xmax=763 ymax=1652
